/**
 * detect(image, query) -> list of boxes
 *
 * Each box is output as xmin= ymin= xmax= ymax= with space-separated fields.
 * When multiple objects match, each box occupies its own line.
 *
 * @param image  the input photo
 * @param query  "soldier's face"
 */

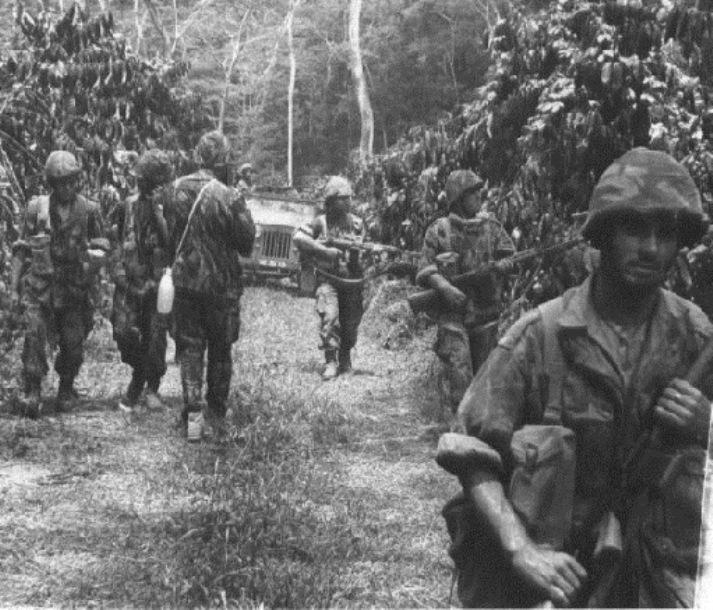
xmin=327 ymin=195 xmax=350 ymax=216
xmin=603 ymin=213 xmax=679 ymax=289
xmin=459 ymin=191 xmax=482 ymax=218
xmin=52 ymin=177 xmax=78 ymax=204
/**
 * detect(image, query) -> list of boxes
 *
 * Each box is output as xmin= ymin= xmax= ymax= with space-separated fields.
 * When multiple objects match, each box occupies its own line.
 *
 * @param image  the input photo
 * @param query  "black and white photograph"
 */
xmin=1 ymin=0 xmax=713 ymax=607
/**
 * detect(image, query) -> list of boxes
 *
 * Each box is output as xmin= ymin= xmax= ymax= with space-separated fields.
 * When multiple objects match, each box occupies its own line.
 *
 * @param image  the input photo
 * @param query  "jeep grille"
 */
xmin=261 ymin=230 xmax=292 ymax=260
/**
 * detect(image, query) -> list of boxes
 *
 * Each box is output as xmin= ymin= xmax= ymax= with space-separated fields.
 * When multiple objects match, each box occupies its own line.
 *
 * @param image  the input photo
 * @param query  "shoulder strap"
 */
xmin=173 ymin=179 xmax=214 ymax=264
xmin=537 ymin=297 xmax=566 ymax=424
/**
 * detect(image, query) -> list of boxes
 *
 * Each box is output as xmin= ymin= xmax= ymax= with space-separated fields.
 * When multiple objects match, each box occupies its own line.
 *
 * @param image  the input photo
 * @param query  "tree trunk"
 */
xmin=218 ymin=11 xmax=249 ymax=133
xmin=287 ymin=0 xmax=299 ymax=187
xmin=348 ymin=0 xmax=373 ymax=165
xmin=134 ymin=0 xmax=143 ymax=56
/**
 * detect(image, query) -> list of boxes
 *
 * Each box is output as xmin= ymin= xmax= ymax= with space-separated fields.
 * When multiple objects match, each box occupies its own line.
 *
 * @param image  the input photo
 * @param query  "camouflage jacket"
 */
xmin=294 ymin=212 xmax=365 ymax=278
xmin=17 ymin=193 xmax=104 ymax=307
xmin=166 ymin=170 xmax=255 ymax=297
xmin=458 ymin=275 xmax=712 ymax=562
xmin=417 ymin=212 xmax=514 ymax=324
xmin=110 ymin=186 xmax=172 ymax=295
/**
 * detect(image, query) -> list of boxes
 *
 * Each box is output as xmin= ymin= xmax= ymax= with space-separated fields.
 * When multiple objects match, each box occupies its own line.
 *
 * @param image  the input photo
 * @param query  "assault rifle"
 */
xmin=407 ymin=236 xmax=583 ymax=314
xmin=323 ymin=237 xmax=401 ymax=255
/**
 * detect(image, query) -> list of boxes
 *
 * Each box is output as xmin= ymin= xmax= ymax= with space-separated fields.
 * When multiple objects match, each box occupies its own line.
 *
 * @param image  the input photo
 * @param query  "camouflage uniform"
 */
xmin=110 ymin=184 xmax=172 ymax=398
xmin=447 ymin=149 xmax=711 ymax=607
xmin=166 ymin=169 xmax=255 ymax=420
xmin=295 ymin=212 xmax=365 ymax=357
xmin=456 ymin=277 xmax=712 ymax=607
xmin=16 ymin=193 xmax=104 ymax=395
xmin=417 ymin=211 xmax=514 ymax=411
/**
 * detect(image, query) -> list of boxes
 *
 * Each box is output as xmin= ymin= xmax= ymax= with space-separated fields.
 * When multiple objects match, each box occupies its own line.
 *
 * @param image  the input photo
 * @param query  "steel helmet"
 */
xmin=445 ymin=169 xmax=484 ymax=206
xmin=582 ymin=147 xmax=708 ymax=247
xmin=131 ymin=149 xmax=175 ymax=186
xmin=324 ymin=176 xmax=353 ymax=200
xmin=239 ymin=162 xmax=253 ymax=174
xmin=45 ymin=150 xmax=81 ymax=181
xmin=194 ymin=131 xmax=230 ymax=169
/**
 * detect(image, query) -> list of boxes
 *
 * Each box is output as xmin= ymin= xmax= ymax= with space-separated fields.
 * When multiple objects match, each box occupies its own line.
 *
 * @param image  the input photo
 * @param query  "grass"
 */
xmin=0 ymin=284 xmax=457 ymax=607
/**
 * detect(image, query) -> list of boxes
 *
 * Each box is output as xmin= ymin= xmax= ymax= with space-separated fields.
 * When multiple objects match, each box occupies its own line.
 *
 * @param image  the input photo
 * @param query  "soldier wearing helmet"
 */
xmin=163 ymin=131 xmax=255 ymax=441
xmin=442 ymin=148 xmax=712 ymax=608
xmin=293 ymin=175 xmax=366 ymax=380
xmin=417 ymin=168 xmax=515 ymax=413
xmin=237 ymin=162 xmax=253 ymax=195
xmin=110 ymin=149 xmax=175 ymax=412
xmin=11 ymin=150 xmax=106 ymax=416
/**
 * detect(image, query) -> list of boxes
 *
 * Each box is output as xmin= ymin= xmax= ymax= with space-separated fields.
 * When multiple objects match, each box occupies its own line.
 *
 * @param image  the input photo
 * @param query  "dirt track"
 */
xmin=0 ymin=284 xmax=459 ymax=607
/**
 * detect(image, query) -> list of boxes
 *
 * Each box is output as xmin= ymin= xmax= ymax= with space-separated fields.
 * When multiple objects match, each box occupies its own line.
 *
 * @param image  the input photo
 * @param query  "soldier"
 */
xmin=417 ymin=169 xmax=514 ymax=412
xmin=237 ymin=162 xmax=253 ymax=194
xmin=165 ymin=131 xmax=255 ymax=441
xmin=110 ymin=149 xmax=174 ymax=412
xmin=11 ymin=151 xmax=106 ymax=416
xmin=443 ymin=148 xmax=712 ymax=607
xmin=292 ymin=176 xmax=365 ymax=380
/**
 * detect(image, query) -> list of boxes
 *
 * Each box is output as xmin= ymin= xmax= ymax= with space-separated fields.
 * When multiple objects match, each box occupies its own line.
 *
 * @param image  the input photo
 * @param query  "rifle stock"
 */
xmin=407 ymin=237 xmax=582 ymax=314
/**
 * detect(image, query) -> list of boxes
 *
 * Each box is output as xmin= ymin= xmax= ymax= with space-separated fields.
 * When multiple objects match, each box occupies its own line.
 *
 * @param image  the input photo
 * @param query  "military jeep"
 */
xmin=241 ymin=190 xmax=319 ymax=295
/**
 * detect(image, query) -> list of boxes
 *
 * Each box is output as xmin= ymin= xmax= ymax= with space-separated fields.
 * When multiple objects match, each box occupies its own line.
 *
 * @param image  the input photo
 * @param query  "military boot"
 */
xmin=322 ymin=350 xmax=339 ymax=381
xmin=56 ymin=377 xmax=78 ymax=413
xmin=144 ymin=377 xmax=164 ymax=411
xmin=119 ymin=370 xmax=145 ymax=413
xmin=338 ymin=349 xmax=352 ymax=374
xmin=19 ymin=378 xmax=42 ymax=419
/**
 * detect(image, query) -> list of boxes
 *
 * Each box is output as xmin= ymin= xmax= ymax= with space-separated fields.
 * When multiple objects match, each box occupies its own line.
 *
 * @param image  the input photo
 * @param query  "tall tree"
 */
xmin=286 ymin=0 xmax=299 ymax=186
xmin=348 ymin=0 xmax=373 ymax=165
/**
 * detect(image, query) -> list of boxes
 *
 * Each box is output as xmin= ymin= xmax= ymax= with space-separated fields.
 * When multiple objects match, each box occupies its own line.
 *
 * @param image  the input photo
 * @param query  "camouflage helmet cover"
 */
xmin=582 ymin=147 xmax=707 ymax=247
xmin=45 ymin=150 xmax=81 ymax=181
xmin=194 ymin=130 xmax=230 ymax=169
xmin=445 ymin=169 xmax=484 ymax=205
xmin=324 ymin=176 xmax=353 ymax=200
xmin=131 ymin=149 xmax=174 ymax=186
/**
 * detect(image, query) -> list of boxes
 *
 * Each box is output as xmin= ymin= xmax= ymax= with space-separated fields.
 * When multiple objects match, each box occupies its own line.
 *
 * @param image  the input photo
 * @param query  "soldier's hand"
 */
xmin=322 ymin=246 xmax=342 ymax=262
xmin=495 ymin=258 xmax=515 ymax=274
xmin=439 ymin=283 xmax=467 ymax=310
xmin=511 ymin=542 xmax=587 ymax=607
xmin=655 ymin=378 xmax=711 ymax=444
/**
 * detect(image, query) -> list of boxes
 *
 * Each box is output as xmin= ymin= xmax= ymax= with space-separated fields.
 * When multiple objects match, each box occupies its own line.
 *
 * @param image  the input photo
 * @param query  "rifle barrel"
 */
xmin=407 ymin=237 xmax=582 ymax=315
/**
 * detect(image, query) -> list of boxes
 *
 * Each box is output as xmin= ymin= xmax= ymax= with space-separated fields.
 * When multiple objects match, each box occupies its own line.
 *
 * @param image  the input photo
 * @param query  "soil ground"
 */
xmin=0 ymin=284 xmax=460 ymax=607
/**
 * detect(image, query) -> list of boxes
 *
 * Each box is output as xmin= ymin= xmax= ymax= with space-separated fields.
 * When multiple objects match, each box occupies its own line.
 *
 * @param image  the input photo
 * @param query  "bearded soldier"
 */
xmin=417 ymin=169 xmax=515 ymax=412
xmin=111 ymin=149 xmax=175 ymax=412
xmin=440 ymin=148 xmax=712 ymax=608
xmin=165 ymin=131 xmax=255 ymax=441
xmin=11 ymin=151 xmax=106 ymax=416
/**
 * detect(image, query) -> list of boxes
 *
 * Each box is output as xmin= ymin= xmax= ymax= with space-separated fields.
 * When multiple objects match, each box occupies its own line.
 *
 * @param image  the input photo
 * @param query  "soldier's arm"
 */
xmin=292 ymin=219 xmax=340 ymax=261
xmin=151 ymin=187 xmax=170 ymax=247
xmin=456 ymin=317 xmax=587 ymax=606
xmin=415 ymin=221 xmax=465 ymax=308
xmin=87 ymin=201 xmax=105 ymax=240
xmin=228 ymin=190 xmax=255 ymax=257
xmin=10 ymin=198 xmax=39 ymax=295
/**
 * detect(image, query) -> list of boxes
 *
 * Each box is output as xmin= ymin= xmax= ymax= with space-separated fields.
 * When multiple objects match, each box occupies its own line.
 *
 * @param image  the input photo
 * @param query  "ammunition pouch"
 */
xmin=439 ymin=425 xmax=576 ymax=607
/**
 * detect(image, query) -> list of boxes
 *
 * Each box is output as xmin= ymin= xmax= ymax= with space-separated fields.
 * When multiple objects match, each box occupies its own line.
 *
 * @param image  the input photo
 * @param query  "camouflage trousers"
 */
xmin=435 ymin=317 xmax=499 ymax=413
xmin=174 ymin=289 xmax=240 ymax=418
xmin=21 ymin=299 xmax=93 ymax=388
xmin=111 ymin=288 xmax=168 ymax=391
xmin=315 ymin=282 xmax=364 ymax=353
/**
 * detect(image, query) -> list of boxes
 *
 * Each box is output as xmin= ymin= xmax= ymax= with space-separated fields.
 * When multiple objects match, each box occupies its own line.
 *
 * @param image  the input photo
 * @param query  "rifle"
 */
xmin=323 ymin=237 xmax=402 ymax=256
xmin=407 ymin=236 xmax=583 ymax=314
